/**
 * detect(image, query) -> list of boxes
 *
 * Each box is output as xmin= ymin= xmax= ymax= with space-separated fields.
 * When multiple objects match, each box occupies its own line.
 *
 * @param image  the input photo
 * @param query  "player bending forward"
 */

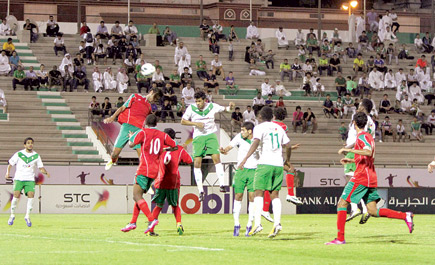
xmin=104 ymin=88 xmax=163 ymax=170
xmin=325 ymin=112 xmax=414 ymax=245
xmin=181 ymin=91 xmax=234 ymax=201
xmin=344 ymin=98 xmax=376 ymax=224
xmin=239 ymin=107 xmax=292 ymax=238
xmin=150 ymin=128 xmax=193 ymax=236
xmin=5 ymin=137 xmax=50 ymax=227
xmin=220 ymin=122 xmax=258 ymax=236
xmin=121 ymin=114 xmax=177 ymax=235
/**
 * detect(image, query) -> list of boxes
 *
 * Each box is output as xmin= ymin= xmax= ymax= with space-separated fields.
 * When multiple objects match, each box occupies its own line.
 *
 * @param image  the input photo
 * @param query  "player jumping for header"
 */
xmin=325 ymin=112 xmax=414 ymax=245
xmin=181 ymin=91 xmax=234 ymax=201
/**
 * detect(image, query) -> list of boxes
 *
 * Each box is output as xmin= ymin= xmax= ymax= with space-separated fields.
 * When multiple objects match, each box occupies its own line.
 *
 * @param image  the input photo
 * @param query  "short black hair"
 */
xmin=361 ymin=98 xmax=373 ymax=113
xmin=296 ymin=105 xmax=301 ymax=110
xmin=259 ymin=106 xmax=273 ymax=122
xmin=146 ymin=114 xmax=158 ymax=127
xmin=118 ymin=96 xmax=123 ymax=100
xmin=104 ymin=97 xmax=109 ymax=100
xmin=274 ymin=107 xmax=287 ymax=121
xmin=24 ymin=137 xmax=34 ymax=144
xmin=353 ymin=112 xmax=368 ymax=129
xmin=235 ymin=107 xmax=240 ymax=110
xmin=242 ymin=121 xmax=254 ymax=132
xmin=150 ymin=87 xmax=163 ymax=99
xmin=194 ymin=91 xmax=207 ymax=100
xmin=92 ymin=96 xmax=96 ymax=99
xmin=164 ymin=128 xmax=176 ymax=140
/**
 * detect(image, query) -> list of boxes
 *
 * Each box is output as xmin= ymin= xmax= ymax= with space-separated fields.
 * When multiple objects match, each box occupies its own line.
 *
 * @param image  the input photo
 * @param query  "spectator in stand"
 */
xmin=89 ymin=96 xmax=101 ymax=117
xmin=369 ymin=67 xmax=384 ymax=91
xmin=163 ymin=83 xmax=177 ymax=105
xmin=381 ymin=116 xmax=396 ymax=142
xmin=26 ymin=66 xmax=39 ymax=90
xmin=225 ymin=71 xmax=238 ymax=95
xmin=346 ymin=76 xmax=357 ymax=96
xmin=320 ymin=40 xmax=332 ymax=57
xmin=152 ymin=67 xmax=165 ymax=87
xmin=9 ymin=51 xmax=21 ymax=75
xmin=101 ymin=97 xmax=112 ymax=117
xmin=416 ymin=54 xmax=428 ymax=69
xmin=329 ymin=54 xmax=341 ymax=76
xmin=398 ymin=43 xmax=414 ymax=60
xmin=79 ymin=22 xmax=90 ymax=37
xmin=73 ymin=53 xmax=86 ymax=73
xmin=92 ymin=67 xmax=103 ymax=92
xmin=306 ymin=34 xmax=320 ymax=57
xmin=306 ymin=28 xmax=317 ymax=41
xmin=45 ymin=15 xmax=59 ymax=37
xmin=302 ymin=72 xmax=313 ymax=96
xmin=228 ymin=39 xmax=234 ymax=61
xmin=265 ymin=94 xmax=274 ymax=107
xmin=72 ymin=67 xmax=89 ymax=92
xmin=346 ymin=42 xmax=357 ymax=60
xmin=374 ymin=53 xmax=387 ymax=73
xmin=169 ymin=69 xmax=182 ymax=92
xmin=48 ymin=65 xmax=62 ymax=89
xmin=12 ymin=65 xmax=28 ymax=91
xmin=182 ymin=83 xmax=195 ymax=105
xmin=292 ymin=106 xmax=304 ymax=133
xmin=123 ymin=20 xmax=138 ymax=42
xmin=83 ymin=29 xmax=95 ymax=65
xmin=23 ymin=19 xmax=39 ymax=43
xmin=279 ymin=58 xmax=293 ymax=83
xmin=231 ymin=107 xmax=243 ymax=132
xmin=252 ymin=92 xmax=265 ymax=116
xmin=396 ymin=79 xmax=409 ymax=103
xmin=37 ymin=64 xmax=49 ymax=90
xmin=358 ymin=31 xmax=369 ymax=52
xmin=136 ymin=67 xmax=148 ymax=93
xmin=422 ymin=32 xmax=433 ymax=53
xmin=396 ymin=119 xmax=406 ymax=142
xmin=242 ymin=105 xmax=256 ymax=125
xmin=176 ymin=98 xmax=186 ymax=117
xmin=115 ymin=96 xmax=124 ymax=110
xmin=416 ymin=112 xmax=430 ymax=135
xmin=148 ymin=23 xmax=163 ymax=46
xmin=212 ymin=20 xmax=226 ymax=41
xmin=228 ymin=25 xmax=239 ymax=42
xmin=353 ymin=53 xmax=365 ymax=75
xmin=407 ymin=69 xmax=418 ymax=87
xmin=2 ymin=38 xmax=15 ymax=56
xmin=313 ymin=77 xmax=325 ymax=97
xmin=59 ymin=53 xmax=74 ymax=76
xmin=263 ymin=49 xmax=275 ymax=69
xmin=379 ymin=94 xmax=394 ymax=113
xmin=358 ymin=73 xmax=370 ymax=98
xmin=302 ymin=107 xmax=317 ymax=134
xmin=160 ymin=99 xmax=175 ymax=123
xmin=295 ymin=29 xmax=305 ymax=46
xmin=103 ymin=67 xmax=117 ymax=91
xmin=122 ymin=54 xmax=135 ymax=75
xmin=414 ymin=34 xmax=427 ymax=53
xmin=0 ymin=50 xmax=11 ymax=76
xmin=343 ymin=93 xmax=356 ymax=118
xmin=276 ymin=26 xmax=289 ymax=49
xmin=110 ymin=21 xmax=123 ymax=39
xmin=0 ymin=87 xmax=6 ymax=113
xmin=211 ymin=55 xmax=225 ymax=80
xmin=96 ymin=21 xmax=109 ymax=39
xmin=334 ymin=42 xmax=346 ymax=63
xmin=125 ymin=44 xmax=137 ymax=61
xmin=177 ymin=55 xmax=192 ymax=76
xmin=409 ymin=83 xmax=424 ymax=104
xmin=199 ymin=19 xmax=210 ymax=41
xmin=275 ymin=96 xmax=286 ymax=113
xmin=246 ymin=21 xmax=260 ymax=40
xmin=335 ymin=72 xmax=346 ymax=97
xmin=411 ymin=116 xmax=424 ymax=141
xmin=384 ymin=69 xmax=396 ymax=90
xmin=181 ymin=67 xmax=194 ymax=88
xmin=385 ymin=43 xmax=398 ymax=66
xmin=209 ymin=33 xmax=220 ymax=54
xmin=318 ymin=54 xmax=330 ymax=76
xmin=339 ymin=122 xmax=348 ymax=141
xmin=291 ymin=58 xmax=303 ymax=81
xmin=0 ymin=19 xmax=11 ymax=36
xmin=331 ymin=28 xmax=342 ymax=46
xmin=275 ymin=80 xmax=291 ymax=97
xmin=260 ymin=78 xmax=274 ymax=96
xmin=335 ymin=96 xmax=344 ymax=118
xmin=116 ymin=68 xmax=129 ymax=93
xmin=428 ymin=110 xmax=435 ymax=135
xmin=255 ymin=39 xmax=265 ymax=57
xmin=174 ymin=42 xmax=191 ymax=66
xmin=297 ymin=45 xmax=306 ymax=63
xmin=367 ymin=9 xmax=379 ymax=32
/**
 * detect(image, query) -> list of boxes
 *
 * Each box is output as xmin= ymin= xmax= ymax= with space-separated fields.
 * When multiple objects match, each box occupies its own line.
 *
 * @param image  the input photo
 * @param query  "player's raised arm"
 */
xmin=238 ymin=138 xmax=260 ymax=170
xmin=104 ymin=105 xmax=126 ymax=124
xmin=225 ymin=102 xmax=235 ymax=112
xmin=220 ymin=145 xmax=233 ymax=155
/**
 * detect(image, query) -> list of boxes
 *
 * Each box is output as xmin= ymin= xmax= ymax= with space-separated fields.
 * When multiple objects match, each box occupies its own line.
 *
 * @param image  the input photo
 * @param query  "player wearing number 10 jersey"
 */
xmin=121 ymin=114 xmax=177 ymax=235
xmin=150 ymin=128 xmax=193 ymax=235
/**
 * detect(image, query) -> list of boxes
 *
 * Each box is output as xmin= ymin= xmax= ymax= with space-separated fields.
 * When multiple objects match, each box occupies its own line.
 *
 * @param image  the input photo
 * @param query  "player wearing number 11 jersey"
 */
xmin=121 ymin=114 xmax=177 ymax=235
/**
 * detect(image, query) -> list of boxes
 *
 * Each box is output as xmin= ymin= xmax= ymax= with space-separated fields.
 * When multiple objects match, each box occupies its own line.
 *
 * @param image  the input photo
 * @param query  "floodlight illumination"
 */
xmin=342 ymin=4 xmax=349 ymax=10
xmin=350 ymin=1 xmax=358 ymax=8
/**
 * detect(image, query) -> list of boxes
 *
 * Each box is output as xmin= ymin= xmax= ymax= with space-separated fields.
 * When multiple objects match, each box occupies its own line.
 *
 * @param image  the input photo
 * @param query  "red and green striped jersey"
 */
xmin=351 ymin=131 xmax=377 ymax=187
xmin=118 ymin=94 xmax=152 ymax=129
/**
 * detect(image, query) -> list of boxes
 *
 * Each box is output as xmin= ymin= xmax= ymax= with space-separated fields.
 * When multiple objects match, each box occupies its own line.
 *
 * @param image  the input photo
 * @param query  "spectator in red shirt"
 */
xmin=416 ymin=54 xmax=428 ymax=68
xmin=292 ymin=105 xmax=303 ymax=133
xmin=275 ymin=96 xmax=287 ymax=116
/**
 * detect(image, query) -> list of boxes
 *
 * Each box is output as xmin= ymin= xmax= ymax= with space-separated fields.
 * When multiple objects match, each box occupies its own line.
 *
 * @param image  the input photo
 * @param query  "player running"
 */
xmin=239 ymin=107 xmax=292 ymax=238
xmin=325 ymin=112 xmax=414 ymax=245
xmin=120 ymin=114 xmax=177 ymax=235
xmin=149 ymin=128 xmax=193 ymax=236
xmin=104 ymin=88 xmax=163 ymax=170
xmin=5 ymin=137 xmax=50 ymax=227
xmin=343 ymin=98 xmax=375 ymax=224
xmin=220 ymin=122 xmax=258 ymax=237
xmin=181 ymin=91 xmax=234 ymax=201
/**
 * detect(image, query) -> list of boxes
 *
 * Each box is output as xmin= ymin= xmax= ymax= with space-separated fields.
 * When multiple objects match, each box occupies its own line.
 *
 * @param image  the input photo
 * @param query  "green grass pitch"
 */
xmin=1 ymin=214 xmax=434 ymax=265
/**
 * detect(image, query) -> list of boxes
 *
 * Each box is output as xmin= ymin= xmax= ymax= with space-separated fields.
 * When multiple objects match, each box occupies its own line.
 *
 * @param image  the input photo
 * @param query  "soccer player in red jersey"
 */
xmin=120 ymin=114 xmax=177 ymax=235
xmin=150 ymin=128 xmax=193 ymax=235
xmin=326 ymin=112 xmax=414 ymax=245
xmin=103 ymin=88 xmax=163 ymax=170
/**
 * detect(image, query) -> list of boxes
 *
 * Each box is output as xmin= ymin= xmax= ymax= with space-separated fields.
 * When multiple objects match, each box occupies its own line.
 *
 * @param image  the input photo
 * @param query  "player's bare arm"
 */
xmin=284 ymin=142 xmax=292 ymax=168
xmin=338 ymin=147 xmax=372 ymax=157
xmin=238 ymin=139 xmax=260 ymax=170
xmin=225 ymin=102 xmax=235 ymax=112
xmin=291 ymin=143 xmax=301 ymax=150
xmin=181 ymin=119 xmax=204 ymax=129
xmin=104 ymin=105 xmax=126 ymax=124
xmin=340 ymin=158 xmax=355 ymax=165
xmin=5 ymin=164 xmax=12 ymax=180
xmin=219 ymin=146 xmax=233 ymax=155
xmin=39 ymin=167 xmax=50 ymax=178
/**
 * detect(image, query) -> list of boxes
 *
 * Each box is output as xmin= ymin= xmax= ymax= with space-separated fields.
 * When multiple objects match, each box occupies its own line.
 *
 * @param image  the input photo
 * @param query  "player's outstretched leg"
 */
xmin=359 ymin=200 xmax=370 ymax=224
xmin=285 ymin=172 xmax=302 ymax=205
xmin=262 ymin=191 xmax=273 ymax=223
xmin=346 ymin=202 xmax=362 ymax=222
xmin=8 ymin=196 xmax=18 ymax=226
xmin=368 ymin=204 xmax=414 ymax=233
xmin=121 ymin=203 xmax=139 ymax=232
xmin=105 ymin=147 xmax=123 ymax=170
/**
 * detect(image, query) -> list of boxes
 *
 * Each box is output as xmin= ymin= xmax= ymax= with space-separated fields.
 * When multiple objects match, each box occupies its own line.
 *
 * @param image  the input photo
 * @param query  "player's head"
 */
xmin=194 ymin=91 xmax=207 ymax=109
xmin=145 ymin=114 xmax=158 ymax=128
xmin=358 ymin=98 xmax=373 ymax=114
xmin=23 ymin=137 xmax=34 ymax=151
xmin=274 ymin=107 xmax=287 ymax=121
xmin=241 ymin=122 xmax=254 ymax=139
xmin=353 ymin=112 xmax=368 ymax=130
xmin=148 ymin=87 xmax=163 ymax=103
xmin=164 ymin=128 xmax=176 ymax=140
xmin=259 ymin=106 xmax=273 ymax=122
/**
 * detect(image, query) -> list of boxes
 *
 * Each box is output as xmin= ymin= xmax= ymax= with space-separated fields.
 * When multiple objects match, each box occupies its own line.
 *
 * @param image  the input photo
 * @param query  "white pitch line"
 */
xmin=3 ymin=233 xmax=224 ymax=252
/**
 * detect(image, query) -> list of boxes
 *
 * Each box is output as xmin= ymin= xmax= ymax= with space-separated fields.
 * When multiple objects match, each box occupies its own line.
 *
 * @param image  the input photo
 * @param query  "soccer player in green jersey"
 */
xmin=239 ymin=107 xmax=292 ymax=238
xmin=181 ymin=91 xmax=234 ymax=201
xmin=220 ymin=122 xmax=257 ymax=236
xmin=5 ymin=138 xmax=50 ymax=227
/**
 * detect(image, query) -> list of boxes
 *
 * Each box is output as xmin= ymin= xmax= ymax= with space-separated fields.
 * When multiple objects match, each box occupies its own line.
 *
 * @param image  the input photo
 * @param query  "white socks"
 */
xmin=215 ymin=163 xmax=225 ymax=187
xmin=247 ymin=201 xmax=255 ymax=227
xmin=193 ymin=168 xmax=204 ymax=193
xmin=272 ymin=198 xmax=282 ymax=226
xmin=360 ymin=199 xmax=367 ymax=213
xmin=351 ymin=202 xmax=358 ymax=212
xmin=233 ymin=200 xmax=242 ymax=226
xmin=26 ymin=198 xmax=34 ymax=218
xmin=10 ymin=197 xmax=18 ymax=217
xmin=254 ymin=196 xmax=263 ymax=227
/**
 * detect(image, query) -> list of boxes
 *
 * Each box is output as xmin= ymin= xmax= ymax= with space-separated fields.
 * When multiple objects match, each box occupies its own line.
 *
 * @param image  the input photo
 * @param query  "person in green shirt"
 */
xmin=339 ymin=122 xmax=348 ymax=141
xmin=154 ymin=59 xmax=163 ymax=72
xmin=148 ymin=22 xmax=163 ymax=46
xmin=411 ymin=116 xmax=424 ymax=142
xmin=196 ymin=55 xmax=207 ymax=80
xmin=343 ymin=93 xmax=355 ymax=118
xmin=318 ymin=54 xmax=330 ymax=76
xmin=307 ymin=34 xmax=320 ymax=56
xmin=116 ymin=96 xmax=124 ymax=108
xmin=169 ymin=69 xmax=182 ymax=91
xmin=12 ymin=65 xmax=29 ymax=90
xmin=334 ymin=72 xmax=346 ymax=96
xmin=346 ymin=76 xmax=357 ymax=96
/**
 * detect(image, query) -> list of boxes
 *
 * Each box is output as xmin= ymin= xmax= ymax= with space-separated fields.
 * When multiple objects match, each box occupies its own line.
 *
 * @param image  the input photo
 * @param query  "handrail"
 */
xmin=88 ymin=111 xmax=115 ymax=155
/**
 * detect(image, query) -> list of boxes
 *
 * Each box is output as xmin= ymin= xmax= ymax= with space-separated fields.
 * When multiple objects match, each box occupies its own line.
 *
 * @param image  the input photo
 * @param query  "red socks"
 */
xmin=111 ymin=156 xmax=118 ymax=163
xmin=130 ymin=203 xmax=140 ymax=223
xmin=263 ymin=191 xmax=271 ymax=212
xmin=378 ymin=208 xmax=406 ymax=220
xmin=137 ymin=199 xmax=153 ymax=221
xmin=173 ymin=206 xmax=182 ymax=223
xmin=152 ymin=206 xmax=162 ymax=220
xmin=337 ymin=208 xmax=347 ymax=241
xmin=286 ymin=173 xmax=295 ymax=196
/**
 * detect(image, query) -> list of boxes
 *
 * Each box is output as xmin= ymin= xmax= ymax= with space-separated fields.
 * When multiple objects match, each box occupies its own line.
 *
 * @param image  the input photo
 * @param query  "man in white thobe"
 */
xmin=276 ymin=27 xmax=289 ymax=49
xmin=174 ymin=42 xmax=191 ymax=66
xmin=369 ymin=68 xmax=384 ymax=91
xmin=246 ymin=21 xmax=259 ymax=39
xmin=355 ymin=13 xmax=365 ymax=41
